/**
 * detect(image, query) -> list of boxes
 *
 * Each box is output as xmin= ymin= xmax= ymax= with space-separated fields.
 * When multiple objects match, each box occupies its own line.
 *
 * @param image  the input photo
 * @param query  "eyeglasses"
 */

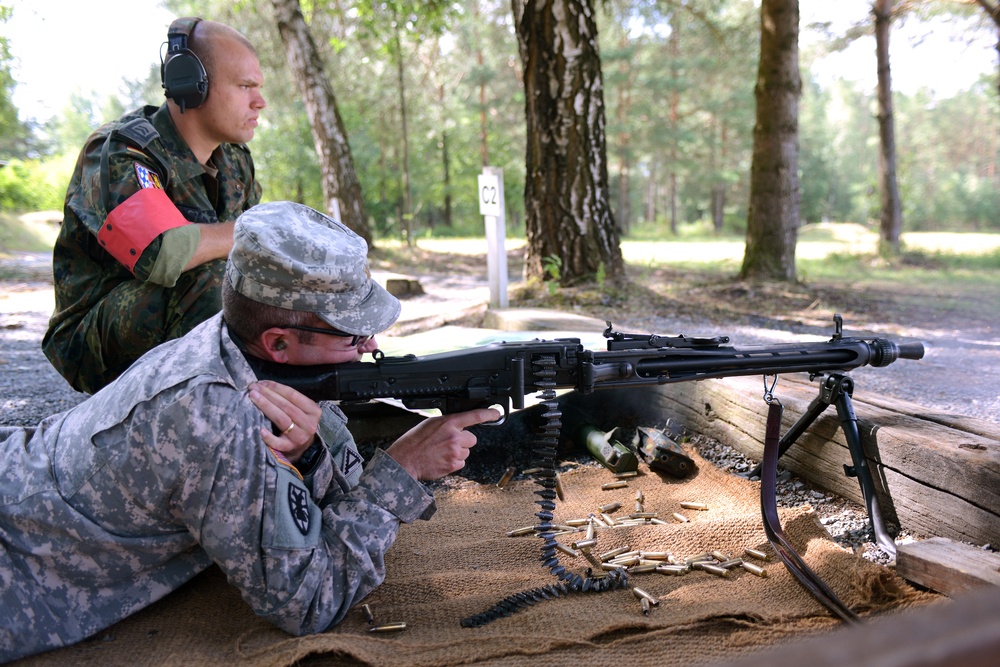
xmin=281 ymin=324 xmax=373 ymax=348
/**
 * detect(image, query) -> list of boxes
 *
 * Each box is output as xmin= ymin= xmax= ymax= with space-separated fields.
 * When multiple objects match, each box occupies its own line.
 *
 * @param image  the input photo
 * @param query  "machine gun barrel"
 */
xmin=247 ymin=317 xmax=924 ymax=419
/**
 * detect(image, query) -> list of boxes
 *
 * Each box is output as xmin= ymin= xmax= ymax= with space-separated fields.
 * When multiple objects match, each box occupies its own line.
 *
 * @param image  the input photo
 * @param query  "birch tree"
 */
xmin=512 ymin=0 xmax=625 ymax=286
xmin=269 ymin=0 xmax=372 ymax=245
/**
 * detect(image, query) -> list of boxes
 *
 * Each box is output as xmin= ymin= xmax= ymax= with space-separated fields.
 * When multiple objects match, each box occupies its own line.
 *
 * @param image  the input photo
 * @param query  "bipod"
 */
xmin=747 ymin=372 xmax=896 ymax=556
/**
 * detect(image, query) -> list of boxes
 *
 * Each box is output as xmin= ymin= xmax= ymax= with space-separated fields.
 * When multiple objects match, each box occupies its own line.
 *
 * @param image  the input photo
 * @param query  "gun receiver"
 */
xmin=248 ymin=315 xmax=924 ymax=420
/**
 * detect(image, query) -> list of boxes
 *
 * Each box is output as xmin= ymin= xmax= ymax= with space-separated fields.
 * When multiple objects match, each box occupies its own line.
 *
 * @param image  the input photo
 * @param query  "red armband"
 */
xmin=97 ymin=187 xmax=191 ymax=272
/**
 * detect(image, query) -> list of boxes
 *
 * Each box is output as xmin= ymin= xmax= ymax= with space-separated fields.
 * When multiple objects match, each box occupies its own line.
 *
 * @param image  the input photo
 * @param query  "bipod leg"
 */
xmin=831 ymin=375 xmax=897 ymax=556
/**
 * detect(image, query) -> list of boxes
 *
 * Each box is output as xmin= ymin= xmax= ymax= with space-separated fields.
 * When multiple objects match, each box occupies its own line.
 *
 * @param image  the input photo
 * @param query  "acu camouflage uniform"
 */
xmin=0 ymin=314 xmax=434 ymax=662
xmin=43 ymin=103 xmax=261 ymax=394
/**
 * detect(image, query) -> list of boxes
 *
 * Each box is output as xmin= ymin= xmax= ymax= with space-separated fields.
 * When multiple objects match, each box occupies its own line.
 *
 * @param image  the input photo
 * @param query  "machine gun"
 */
xmin=249 ymin=315 xmax=922 ymax=419
xmin=249 ymin=315 xmax=924 ymax=625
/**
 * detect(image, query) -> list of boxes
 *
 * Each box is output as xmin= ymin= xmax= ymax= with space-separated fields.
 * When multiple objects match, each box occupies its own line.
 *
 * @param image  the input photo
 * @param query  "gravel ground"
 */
xmin=2 ymin=251 xmax=997 ymax=564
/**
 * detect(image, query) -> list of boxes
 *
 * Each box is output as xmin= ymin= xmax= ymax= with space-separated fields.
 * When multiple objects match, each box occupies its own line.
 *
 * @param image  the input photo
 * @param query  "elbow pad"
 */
xmin=98 ymin=187 xmax=191 ymax=272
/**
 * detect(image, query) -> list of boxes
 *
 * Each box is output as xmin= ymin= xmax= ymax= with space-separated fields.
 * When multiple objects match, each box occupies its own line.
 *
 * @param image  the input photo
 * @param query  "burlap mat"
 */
xmin=13 ymin=451 xmax=940 ymax=667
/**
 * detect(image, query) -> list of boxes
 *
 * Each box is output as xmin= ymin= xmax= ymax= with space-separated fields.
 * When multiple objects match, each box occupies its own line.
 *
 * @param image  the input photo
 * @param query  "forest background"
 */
xmin=0 ymin=0 xmax=998 ymax=256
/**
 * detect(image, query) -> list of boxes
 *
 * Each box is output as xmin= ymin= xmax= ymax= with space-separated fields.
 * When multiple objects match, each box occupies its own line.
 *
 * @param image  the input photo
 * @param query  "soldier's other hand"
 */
xmin=386 ymin=408 xmax=501 ymax=481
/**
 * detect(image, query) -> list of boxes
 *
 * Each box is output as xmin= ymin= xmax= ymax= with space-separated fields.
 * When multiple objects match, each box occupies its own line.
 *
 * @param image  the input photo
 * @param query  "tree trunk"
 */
xmin=668 ymin=11 xmax=681 ymax=236
xmin=874 ymin=0 xmax=903 ymax=256
xmin=975 ymin=0 xmax=1000 ymax=100
xmin=740 ymin=0 xmax=800 ymax=282
xmin=512 ymin=0 xmax=625 ymax=286
xmin=614 ymin=35 xmax=633 ymax=234
xmin=269 ymin=0 xmax=372 ymax=246
xmin=394 ymin=23 xmax=414 ymax=247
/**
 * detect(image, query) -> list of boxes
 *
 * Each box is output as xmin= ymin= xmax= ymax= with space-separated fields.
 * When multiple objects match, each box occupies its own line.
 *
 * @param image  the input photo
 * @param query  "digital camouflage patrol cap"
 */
xmin=227 ymin=201 xmax=401 ymax=335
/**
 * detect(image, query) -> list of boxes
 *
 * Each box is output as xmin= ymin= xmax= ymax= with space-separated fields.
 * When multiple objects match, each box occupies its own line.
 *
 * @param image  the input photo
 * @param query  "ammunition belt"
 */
xmin=461 ymin=355 xmax=629 ymax=628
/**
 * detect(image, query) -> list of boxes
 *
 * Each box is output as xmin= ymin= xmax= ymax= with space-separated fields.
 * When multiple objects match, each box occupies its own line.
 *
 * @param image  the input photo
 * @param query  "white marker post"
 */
xmin=478 ymin=167 xmax=508 ymax=308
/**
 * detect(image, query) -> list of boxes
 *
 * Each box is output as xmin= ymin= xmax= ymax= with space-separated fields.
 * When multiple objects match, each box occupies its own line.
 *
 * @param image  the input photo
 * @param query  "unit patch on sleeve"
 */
xmin=134 ymin=163 xmax=163 ymax=190
xmin=288 ymin=483 xmax=311 ymax=536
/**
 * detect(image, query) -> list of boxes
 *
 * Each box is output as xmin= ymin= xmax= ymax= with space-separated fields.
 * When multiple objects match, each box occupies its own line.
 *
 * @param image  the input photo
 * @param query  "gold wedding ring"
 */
xmin=282 ymin=422 xmax=297 ymax=435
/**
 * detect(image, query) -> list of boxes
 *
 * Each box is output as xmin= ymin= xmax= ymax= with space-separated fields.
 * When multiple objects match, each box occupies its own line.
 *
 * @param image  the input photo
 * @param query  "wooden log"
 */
xmin=641 ymin=374 xmax=1000 ymax=547
xmin=896 ymin=537 xmax=1000 ymax=596
xmin=708 ymin=584 xmax=1000 ymax=667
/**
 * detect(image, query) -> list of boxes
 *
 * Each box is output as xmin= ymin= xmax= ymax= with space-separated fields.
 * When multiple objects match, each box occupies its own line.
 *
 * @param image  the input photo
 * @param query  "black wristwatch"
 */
xmin=296 ymin=440 xmax=324 ymax=474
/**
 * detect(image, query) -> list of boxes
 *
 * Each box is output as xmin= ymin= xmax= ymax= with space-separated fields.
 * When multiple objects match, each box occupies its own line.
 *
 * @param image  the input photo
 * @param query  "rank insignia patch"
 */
xmin=288 ymin=484 xmax=311 ymax=536
xmin=134 ymin=163 xmax=163 ymax=190
xmin=343 ymin=447 xmax=363 ymax=478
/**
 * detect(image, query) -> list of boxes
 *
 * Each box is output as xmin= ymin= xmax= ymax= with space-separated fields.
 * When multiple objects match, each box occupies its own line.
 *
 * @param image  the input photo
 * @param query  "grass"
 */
xmin=0 ymin=211 xmax=61 ymax=254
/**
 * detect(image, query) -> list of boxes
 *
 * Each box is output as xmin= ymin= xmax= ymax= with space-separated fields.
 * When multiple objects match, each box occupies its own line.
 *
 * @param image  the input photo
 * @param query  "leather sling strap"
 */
xmin=760 ymin=397 xmax=860 ymax=624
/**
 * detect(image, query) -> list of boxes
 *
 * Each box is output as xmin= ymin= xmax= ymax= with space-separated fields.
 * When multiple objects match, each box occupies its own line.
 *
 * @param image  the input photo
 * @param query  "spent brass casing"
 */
xmin=369 ymin=622 xmax=407 ymax=632
xmin=361 ymin=603 xmax=375 ymax=624
xmin=609 ymin=555 xmax=641 ymax=567
xmin=555 ymin=474 xmax=565 ymax=501
xmin=640 ymin=551 xmax=671 ymax=561
xmin=506 ymin=525 xmax=536 ymax=537
xmin=741 ymin=561 xmax=769 ymax=578
xmin=551 ymin=524 xmax=578 ymax=533
xmin=711 ymin=550 xmax=731 ymax=562
xmin=630 ymin=512 xmax=658 ymax=520
xmin=566 ymin=518 xmax=590 ymax=527
xmin=496 ymin=466 xmax=516 ymax=489
xmin=573 ymin=538 xmax=599 ymax=550
xmin=601 ymin=512 xmax=618 ymax=527
xmin=640 ymin=597 xmax=651 ymax=615
xmin=718 ymin=558 xmax=744 ymax=569
xmin=744 ymin=548 xmax=772 ymax=562
xmin=672 ymin=512 xmax=690 ymax=523
xmin=615 ymin=470 xmax=639 ymax=478
xmin=699 ymin=563 xmax=731 ymax=578
xmin=600 ymin=562 xmax=626 ymax=571
xmin=555 ymin=543 xmax=581 ymax=558
xmin=601 ymin=481 xmax=628 ymax=490
xmin=585 ymin=521 xmax=596 ymax=541
xmin=649 ymin=518 xmax=669 ymax=526
xmin=599 ymin=546 xmax=631 ymax=561
xmin=656 ymin=564 xmax=689 ymax=575
xmin=599 ymin=502 xmax=622 ymax=513
xmin=680 ymin=501 xmax=709 ymax=511
xmin=632 ymin=587 xmax=661 ymax=605
xmin=629 ymin=563 xmax=659 ymax=574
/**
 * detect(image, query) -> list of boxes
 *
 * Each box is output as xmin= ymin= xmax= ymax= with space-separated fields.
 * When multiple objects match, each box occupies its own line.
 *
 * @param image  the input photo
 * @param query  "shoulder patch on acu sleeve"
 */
xmin=269 ymin=457 xmax=322 ymax=549
xmin=343 ymin=447 xmax=363 ymax=480
xmin=288 ymin=484 xmax=311 ymax=535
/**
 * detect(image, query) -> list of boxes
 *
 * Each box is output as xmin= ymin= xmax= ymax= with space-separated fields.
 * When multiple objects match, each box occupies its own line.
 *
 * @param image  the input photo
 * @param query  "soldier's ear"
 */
xmin=259 ymin=328 xmax=291 ymax=362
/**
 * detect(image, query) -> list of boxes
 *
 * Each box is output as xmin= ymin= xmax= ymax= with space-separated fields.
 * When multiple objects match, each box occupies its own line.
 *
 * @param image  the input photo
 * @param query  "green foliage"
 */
xmin=0 ymin=155 xmax=71 ymax=212
xmin=7 ymin=0 xmax=998 ymax=241
xmin=542 ymin=254 xmax=562 ymax=294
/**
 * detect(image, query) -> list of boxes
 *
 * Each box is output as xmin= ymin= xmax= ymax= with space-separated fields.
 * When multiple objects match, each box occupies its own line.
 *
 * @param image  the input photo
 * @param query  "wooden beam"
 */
xmin=561 ymin=375 xmax=1000 ymax=548
xmin=707 ymin=584 xmax=1000 ymax=667
xmin=896 ymin=537 xmax=1000 ymax=596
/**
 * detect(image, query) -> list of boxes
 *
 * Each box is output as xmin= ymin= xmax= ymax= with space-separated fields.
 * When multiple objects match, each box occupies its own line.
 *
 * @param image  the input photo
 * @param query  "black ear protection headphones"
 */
xmin=161 ymin=17 xmax=208 ymax=113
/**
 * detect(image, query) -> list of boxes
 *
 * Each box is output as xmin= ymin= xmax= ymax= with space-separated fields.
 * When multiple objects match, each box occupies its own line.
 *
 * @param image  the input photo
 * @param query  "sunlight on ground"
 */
xmin=403 ymin=223 xmax=1000 ymax=268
